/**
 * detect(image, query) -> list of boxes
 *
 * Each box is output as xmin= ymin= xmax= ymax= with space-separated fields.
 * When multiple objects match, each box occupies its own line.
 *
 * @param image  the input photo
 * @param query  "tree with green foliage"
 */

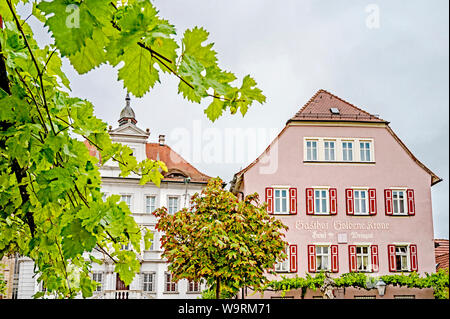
xmin=153 ymin=178 xmax=288 ymax=299
xmin=0 ymin=0 xmax=265 ymax=298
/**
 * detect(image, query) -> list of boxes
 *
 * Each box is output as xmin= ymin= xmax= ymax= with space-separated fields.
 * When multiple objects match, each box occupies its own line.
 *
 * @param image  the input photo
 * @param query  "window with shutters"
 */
xmin=307 ymin=188 xmax=336 ymax=216
xmin=274 ymin=189 xmax=289 ymax=214
xmin=142 ymin=272 xmax=155 ymax=292
xmin=92 ymin=272 xmax=103 ymax=292
xmin=164 ymin=272 xmax=178 ymax=293
xmin=354 ymin=190 xmax=368 ymax=215
xmin=389 ymin=244 xmax=417 ymax=272
xmin=356 ymin=246 xmax=370 ymax=272
xmin=395 ymin=246 xmax=409 ymax=271
xmin=306 ymin=140 xmax=318 ymax=161
xmin=168 ymin=196 xmax=179 ymax=215
xmin=314 ymin=189 xmax=329 ymax=214
xmin=324 ymin=140 xmax=336 ymax=161
xmin=145 ymin=195 xmax=156 ymax=213
xmin=392 ymin=190 xmax=407 ymax=215
xmin=275 ymin=247 xmax=290 ymax=272
xmin=316 ymin=246 xmax=331 ymax=271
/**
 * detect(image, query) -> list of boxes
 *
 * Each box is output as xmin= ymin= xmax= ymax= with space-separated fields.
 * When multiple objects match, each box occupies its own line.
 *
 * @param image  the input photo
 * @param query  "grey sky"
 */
xmin=22 ymin=1 xmax=448 ymax=238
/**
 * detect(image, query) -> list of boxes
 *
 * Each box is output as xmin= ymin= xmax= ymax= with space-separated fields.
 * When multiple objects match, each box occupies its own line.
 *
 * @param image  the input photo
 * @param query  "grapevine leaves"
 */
xmin=36 ymin=0 xmax=265 ymax=118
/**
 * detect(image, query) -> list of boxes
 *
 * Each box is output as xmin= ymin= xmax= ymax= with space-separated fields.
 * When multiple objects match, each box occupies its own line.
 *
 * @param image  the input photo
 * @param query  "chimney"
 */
xmin=159 ymin=134 xmax=165 ymax=146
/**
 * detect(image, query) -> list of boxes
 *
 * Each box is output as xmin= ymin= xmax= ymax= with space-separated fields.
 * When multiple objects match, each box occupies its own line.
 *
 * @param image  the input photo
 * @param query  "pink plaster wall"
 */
xmin=239 ymin=123 xmax=437 ymax=290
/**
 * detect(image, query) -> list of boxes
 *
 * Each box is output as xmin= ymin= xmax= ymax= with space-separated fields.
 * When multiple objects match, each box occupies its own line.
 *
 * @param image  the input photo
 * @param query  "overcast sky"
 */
xmin=22 ymin=1 xmax=448 ymax=238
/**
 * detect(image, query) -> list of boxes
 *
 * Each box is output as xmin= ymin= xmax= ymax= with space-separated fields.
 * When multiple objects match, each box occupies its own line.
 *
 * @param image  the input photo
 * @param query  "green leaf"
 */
xmin=37 ymin=0 xmax=112 ymax=57
xmin=67 ymin=28 xmax=111 ymax=74
xmin=182 ymin=27 xmax=217 ymax=68
xmin=118 ymin=45 xmax=159 ymax=97
xmin=204 ymin=97 xmax=224 ymax=122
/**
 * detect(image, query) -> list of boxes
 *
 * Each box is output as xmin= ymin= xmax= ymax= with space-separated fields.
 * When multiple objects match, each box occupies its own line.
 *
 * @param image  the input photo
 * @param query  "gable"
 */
xmin=288 ymin=89 xmax=386 ymax=124
xmin=109 ymin=122 xmax=149 ymax=138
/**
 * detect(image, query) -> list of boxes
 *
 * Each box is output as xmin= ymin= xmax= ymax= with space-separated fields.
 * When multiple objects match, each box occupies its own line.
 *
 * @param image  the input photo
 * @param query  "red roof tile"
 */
xmin=84 ymin=140 xmax=211 ymax=184
xmin=146 ymin=143 xmax=211 ymax=183
xmin=436 ymin=253 xmax=449 ymax=270
xmin=435 ymin=239 xmax=449 ymax=270
xmin=288 ymin=89 xmax=386 ymax=123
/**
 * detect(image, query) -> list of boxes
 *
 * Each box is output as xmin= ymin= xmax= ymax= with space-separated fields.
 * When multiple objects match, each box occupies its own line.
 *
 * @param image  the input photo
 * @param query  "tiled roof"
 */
xmin=146 ymin=143 xmax=211 ymax=183
xmin=436 ymin=253 xmax=449 ymax=270
xmin=435 ymin=239 xmax=449 ymax=254
xmin=84 ymin=140 xmax=211 ymax=184
xmin=288 ymin=89 xmax=386 ymax=123
xmin=435 ymin=239 xmax=449 ymax=270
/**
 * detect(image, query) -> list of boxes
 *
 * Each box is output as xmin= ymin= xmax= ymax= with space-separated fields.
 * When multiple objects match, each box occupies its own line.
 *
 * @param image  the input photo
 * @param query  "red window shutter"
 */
xmin=345 ymin=189 xmax=354 ymax=215
xmin=307 ymin=245 xmax=316 ymax=272
xmin=265 ymin=187 xmax=274 ymax=214
xmin=385 ymin=189 xmax=393 ymax=215
xmin=329 ymin=188 xmax=337 ymax=215
xmin=348 ymin=245 xmax=357 ymax=272
xmin=331 ymin=245 xmax=339 ymax=273
xmin=410 ymin=244 xmax=418 ymax=272
xmin=407 ymin=189 xmax=415 ymax=216
xmin=371 ymin=245 xmax=379 ymax=272
xmin=289 ymin=244 xmax=298 ymax=273
xmin=368 ymin=188 xmax=377 ymax=215
xmin=306 ymin=188 xmax=314 ymax=215
xmin=388 ymin=244 xmax=396 ymax=272
xmin=289 ymin=188 xmax=297 ymax=215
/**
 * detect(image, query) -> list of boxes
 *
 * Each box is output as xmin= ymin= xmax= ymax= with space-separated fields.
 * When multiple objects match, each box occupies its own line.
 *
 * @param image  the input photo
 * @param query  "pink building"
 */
xmin=230 ymin=89 xmax=442 ymax=299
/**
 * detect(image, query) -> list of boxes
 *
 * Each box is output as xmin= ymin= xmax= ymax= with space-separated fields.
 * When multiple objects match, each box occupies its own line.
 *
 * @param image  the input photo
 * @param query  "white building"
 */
xmin=15 ymin=95 xmax=211 ymax=299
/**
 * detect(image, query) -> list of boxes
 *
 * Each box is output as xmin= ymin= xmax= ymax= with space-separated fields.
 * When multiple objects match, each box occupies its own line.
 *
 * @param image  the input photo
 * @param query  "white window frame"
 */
xmin=142 ymin=272 xmax=156 ymax=293
xmin=274 ymin=247 xmax=290 ymax=272
xmin=303 ymin=137 xmax=374 ymax=163
xmin=356 ymin=246 xmax=371 ymax=272
xmin=359 ymin=141 xmax=372 ymax=162
xmin=92 ymin=272 xmax=104 ymax=292
xmin=314 ymin=189 xmax=330 ymax=215
xmin=306 ymin=140 xmax=318 ymax=161
xmin=120 ymin=194 xmax=133 ymax=211
xmin=353 ymin=189 xmax=369 ymax=215
xmin=145 ymin=195 xmax=157 ymax=214
xmin=273 ymin=188 xmax=289 ymax=214
xmin=395 ymin=245 xmax=410 ymax=271
xmin=342 ymin=141 xmax=354 ymax=161
xmin=168 ymin=196 xmax=180 ymax=215
xmin=391 ymin=189 xmax=408 ymax=216
xmin=164 ymin=272 xmax=178 ymax=293
xmin=316 ymin=245 xmax=331 ymax=271
xmin=324 ymin=140 xmax=336 ymax=161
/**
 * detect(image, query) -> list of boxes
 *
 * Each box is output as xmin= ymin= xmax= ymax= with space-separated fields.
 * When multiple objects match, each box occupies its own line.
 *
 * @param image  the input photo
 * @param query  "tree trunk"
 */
xmin=216 ymin=277 xmax=221 ymax=299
